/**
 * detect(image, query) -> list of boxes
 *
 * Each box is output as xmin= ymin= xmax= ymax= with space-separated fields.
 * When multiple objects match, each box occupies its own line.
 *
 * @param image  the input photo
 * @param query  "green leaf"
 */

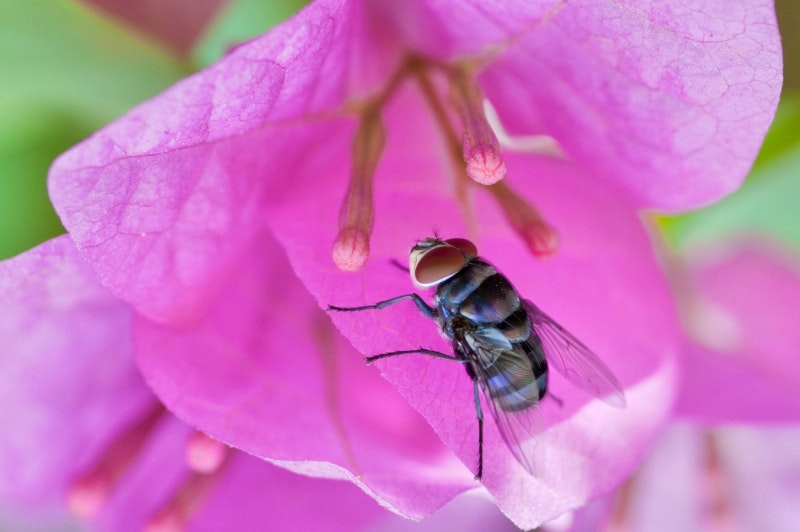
xmin=193 ymin=0 xmax=310 ymax=67
xmin=0 ymin=0 xmax=190 ymax=259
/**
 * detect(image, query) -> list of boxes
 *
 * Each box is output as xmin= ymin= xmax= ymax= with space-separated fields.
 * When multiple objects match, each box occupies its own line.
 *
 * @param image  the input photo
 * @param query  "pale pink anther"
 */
xmin=465 ymin=144 xmax=507 ymax=186
xmin=145 ymin=509 xmax=185 ymax=532
xmin=490 ymin=181 xmax=560 ymax=258
xmin=332 ymin=227 xmax=371 ymax=272
xmin=518 ymin=221 xmax=560 ymax=259
xmin=449 ymin=70 xmax=506 ymax=185
xmin=67 ymin=475 xmax=109 ymax=519
xmin=67 ymin=404 xmax=165 ymax=519
xmin=332 ymin=110 xmax=386 ymax=271
xmin=186 ymin=431 xmax=229 ymax=474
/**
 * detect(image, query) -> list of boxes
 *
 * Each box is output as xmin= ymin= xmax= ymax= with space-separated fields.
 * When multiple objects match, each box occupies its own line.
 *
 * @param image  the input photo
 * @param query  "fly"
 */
xmin=328 ymin=236 xmax=626 ymax=480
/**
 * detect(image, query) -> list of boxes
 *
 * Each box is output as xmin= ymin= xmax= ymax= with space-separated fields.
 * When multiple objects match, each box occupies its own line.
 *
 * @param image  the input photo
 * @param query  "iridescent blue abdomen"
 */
xmin=435 ymin=259 xmax=548 ymax=411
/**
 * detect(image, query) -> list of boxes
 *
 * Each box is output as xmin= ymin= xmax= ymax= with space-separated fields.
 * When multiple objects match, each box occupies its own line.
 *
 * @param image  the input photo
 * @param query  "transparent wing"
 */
xmin=460 ymin=331 xmax=545 ymax=476
xmin=523 ymin=299 xmax=627 ymax=408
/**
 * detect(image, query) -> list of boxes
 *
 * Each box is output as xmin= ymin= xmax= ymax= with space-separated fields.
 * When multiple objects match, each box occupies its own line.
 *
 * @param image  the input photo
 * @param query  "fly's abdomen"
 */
xmin=484 ymin=349 xmax=544 ymax=412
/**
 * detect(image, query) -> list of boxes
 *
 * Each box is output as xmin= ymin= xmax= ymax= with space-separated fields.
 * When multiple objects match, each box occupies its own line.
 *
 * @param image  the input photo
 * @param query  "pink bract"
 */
xmin=45 ymin=0 xmax=780 ymax=528
xmin=676 ymin=242 xmax=800 ymax=422
xmin=0 ymin=236 xmax=516 ymax=530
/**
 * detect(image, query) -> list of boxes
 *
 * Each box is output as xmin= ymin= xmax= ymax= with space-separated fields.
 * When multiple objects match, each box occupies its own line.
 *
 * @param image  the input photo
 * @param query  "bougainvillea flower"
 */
xmin=561 ymin=241 xmax=800 ymax=531
xmin=0 ymin=236 xmax=519 ymax=530
xmin=45 ymin=1 xmax=780 ymax=528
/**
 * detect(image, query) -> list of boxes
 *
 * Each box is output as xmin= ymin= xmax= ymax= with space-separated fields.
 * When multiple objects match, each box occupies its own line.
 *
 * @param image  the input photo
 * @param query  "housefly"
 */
xmin=328 ymin=236 xmax=626 ymax=480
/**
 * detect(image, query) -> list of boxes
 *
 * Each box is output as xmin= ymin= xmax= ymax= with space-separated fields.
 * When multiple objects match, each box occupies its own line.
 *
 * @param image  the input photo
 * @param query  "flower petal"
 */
xmin=478 ymin=0 xmax=782 ymax=210
xmin=48 ymin=0 xmax=359 ymax=322
xmin=133 ymin=227 xmax=473 ymax=519
xmin=196 ymin=455 xmax=518 ymax=531
xmin=676 ymin=242 xmax=800 ymax=422
xmin=265 ymin=89 xmax=680 ymax=527
xmin=0 ymin=236 xmax=151 ymax=506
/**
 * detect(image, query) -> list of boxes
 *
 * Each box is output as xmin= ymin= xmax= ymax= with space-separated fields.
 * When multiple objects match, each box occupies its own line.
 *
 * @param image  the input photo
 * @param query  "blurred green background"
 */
xmin=0 ymin=0 xmax=797 ymax=259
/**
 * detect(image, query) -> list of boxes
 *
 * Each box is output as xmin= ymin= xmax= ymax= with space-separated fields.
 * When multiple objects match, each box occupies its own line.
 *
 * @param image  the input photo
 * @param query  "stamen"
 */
xmin=145 ymin=457 xmax=230 ymax=532
xmin=332 ymin=109 xmax=386 ymax=271
xmin=489 ymin=181 xmax=560 ymax=258
xmin=67 ymin=404 xmax=165 ymax=518
xmin=185 ymin=431 xmax=229 ymax=474
xmin=448 ymin=69 xmax=506 ymax=185
xmin=702 ymin=432 xmax=735 ymax=529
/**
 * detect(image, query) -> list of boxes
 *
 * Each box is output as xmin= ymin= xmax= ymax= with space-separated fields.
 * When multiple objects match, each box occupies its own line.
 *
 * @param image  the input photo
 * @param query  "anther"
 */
xmin=145 ymin=457 xmax=230 ymax=532
xmin=332 ymin=109 xmax=386 ymax=271
xmin=67 ymin=404 xmax=165 ymax=519
xmin=489 ymin=181 xmax=560 ymax=258
xmin=448 ymin=70 xmax=506 ymax=185
xmin=185 ymin=431 xmax=229 ymax=474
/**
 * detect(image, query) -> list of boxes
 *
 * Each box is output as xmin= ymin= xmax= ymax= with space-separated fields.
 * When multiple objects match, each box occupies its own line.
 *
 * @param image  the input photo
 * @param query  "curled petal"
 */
xmin=0 ymin=236 xmax=151 ymax=507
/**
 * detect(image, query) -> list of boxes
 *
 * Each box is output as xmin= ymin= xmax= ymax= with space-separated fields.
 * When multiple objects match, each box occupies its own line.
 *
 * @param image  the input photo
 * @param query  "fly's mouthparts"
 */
xmin=332 ymin=109 xmax=386 ymax=272
xmin=448 ymin=68 xmax=506 ymax=186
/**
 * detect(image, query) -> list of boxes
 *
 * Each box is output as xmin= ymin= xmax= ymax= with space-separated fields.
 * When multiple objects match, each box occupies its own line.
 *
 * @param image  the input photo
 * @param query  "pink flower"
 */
xmin=0 ymin=236 xmax=516 ymax=530
xmin=41 ymin=0 xmax=780 ymax=528
xmin=561 ymin=241 xmax=800 ymax=531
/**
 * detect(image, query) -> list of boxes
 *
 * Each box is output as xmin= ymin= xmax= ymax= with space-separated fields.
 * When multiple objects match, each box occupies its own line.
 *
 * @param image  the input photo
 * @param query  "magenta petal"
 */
xmin=133 ymin=228 xmax=473 ymax=519
xmin=676 ymin=243 xmax=800 ymax=422
xmin=261 ymin=95 xmax=680 ymax=527
xmin=0 ymin=236 xmax=151 ymax=506
xmin=196 ymin=455 xmax=517 ymax=531
xmin=48 ymin=0 xmax=781 ymax=323
xmin=48 ymin=0 xmax=358 ymax=322
xmin=478 ymin=0 xmax=782 ymax=210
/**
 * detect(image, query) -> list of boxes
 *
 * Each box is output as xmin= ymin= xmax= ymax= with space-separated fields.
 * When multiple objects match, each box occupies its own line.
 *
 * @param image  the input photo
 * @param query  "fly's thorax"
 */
xmin=435 ymin=259 xmax=497 ymax=313
xmin=441 ymin=260 xmax=521 ymax=325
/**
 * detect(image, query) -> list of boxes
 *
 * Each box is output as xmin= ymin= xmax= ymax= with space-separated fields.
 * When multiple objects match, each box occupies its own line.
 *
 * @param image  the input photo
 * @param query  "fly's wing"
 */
xmin=523 ymin=299 xmax=627 ymax=408
xmin=460 ymin=330 xmax=544 ymax=476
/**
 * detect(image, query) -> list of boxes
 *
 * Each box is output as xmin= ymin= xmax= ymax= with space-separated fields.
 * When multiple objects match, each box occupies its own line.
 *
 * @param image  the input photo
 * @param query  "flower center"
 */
xmin=331 ymin=54 xmax=562 ymax=270
xmin=67 ymin=403 xmax=231 ymax=530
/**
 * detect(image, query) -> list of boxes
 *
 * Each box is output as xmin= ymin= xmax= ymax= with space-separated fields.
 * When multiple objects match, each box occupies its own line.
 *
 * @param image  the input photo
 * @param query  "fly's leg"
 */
xmin=389 ymin=258 xmax=408 ymax=273
xmin=328 ymin=293 xmax=437 ymax=319
xmin=366 ymin=348 xmax=465 ymax=364
xmin=547 ymin=392 xmax=564 ymax=408
xmin=473 ymin=379 xmax=484 ymax=482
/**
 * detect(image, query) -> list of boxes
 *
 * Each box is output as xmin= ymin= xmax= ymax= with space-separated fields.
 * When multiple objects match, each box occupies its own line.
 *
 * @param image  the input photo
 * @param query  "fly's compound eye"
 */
xmin=412 ymin=245 xmax=468 ymax=287
xmin=444 ymin=238 xmax=478 ymax=258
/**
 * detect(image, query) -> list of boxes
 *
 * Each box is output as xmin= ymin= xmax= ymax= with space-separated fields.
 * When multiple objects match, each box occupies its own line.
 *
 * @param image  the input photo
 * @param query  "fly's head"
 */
xmin=409 ymin=237 xmax=478 ymax=288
